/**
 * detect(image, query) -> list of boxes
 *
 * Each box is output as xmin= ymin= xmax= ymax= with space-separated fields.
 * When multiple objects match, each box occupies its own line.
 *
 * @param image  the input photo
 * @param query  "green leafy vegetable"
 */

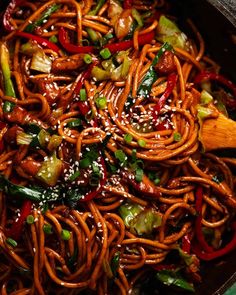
xmin=156 ymin=270 xmax=195 ymax=292
xmin=148 ymin=172 xmax=160 ymax=185
xmin=88 ymin=0 xmax=105 ymax=16
xmin=3 ymin=101 xmax=15 ymax=113
xmin=66 ymin=188 xmax=83 ymax=208
xmin=25 ymin=4 xmax=61 ymax=33
xmin=178 ymin=248 xmax=194 ymax=266
xmin=111 ymin=252 xmax=120 ymax=277
xmin=137 ymin=42 xmax=172 ymax=98
xmin=69 ymin=170 xmax=81 ymax=182
xmin=114 ymin=150 xmax=127 ymax=165
xmin=135 ymin=167 xmax=144 ymax=182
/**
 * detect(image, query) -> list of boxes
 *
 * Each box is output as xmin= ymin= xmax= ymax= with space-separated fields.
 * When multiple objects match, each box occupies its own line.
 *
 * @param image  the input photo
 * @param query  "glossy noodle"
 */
xmin=0 ymin=0 xmax=236 ymax=294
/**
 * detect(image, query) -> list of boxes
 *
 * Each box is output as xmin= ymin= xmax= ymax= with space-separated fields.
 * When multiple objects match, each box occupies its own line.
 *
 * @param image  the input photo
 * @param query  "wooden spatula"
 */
xmin=200 ymin=113 xmax=236 ymax=151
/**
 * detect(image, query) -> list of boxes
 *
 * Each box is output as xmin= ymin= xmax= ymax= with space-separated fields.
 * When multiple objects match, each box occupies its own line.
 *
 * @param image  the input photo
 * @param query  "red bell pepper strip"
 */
xmin=195 ymin=186 xmax=214 ymax=253
xmin=123 ymin=0 xmax=133 ymax=9
xmin=192 ymin=222 xmax=236 ymax=261
xmin=74 ymin=62 xmax=97 ymax=95
xmin=58 ymin=27 xmax=95 ymax=54
xmin=194 ymin=71 xmax=236 ymax=108
xmin=80 ymin=155 xmax=107 ymax=202
xmin=73 ymin=62 xmax=99 ymax=127
xmin=15 ymin=31 xmax=60 ymax=53
xmin=182 ymin=234 xmax=191 ymax=254
xmin=3 ymin=0 xmax=23 ymax=32
xmin=104 ymin=30 xmax=155 ymax=53
xmin=77 ymin=101 xmax=91 ymax=116
xmin=7 ymin=200 xmax=32 ymax=240
xmin=154 ymin=120 xmax=171 ymax=131
xmin=194 ymin=72 xmax=236 ymax=96
xmin=152 ymin=72 xmax=177 ymax=130
xmin=58 ymin=61 xmax=98 ymax=120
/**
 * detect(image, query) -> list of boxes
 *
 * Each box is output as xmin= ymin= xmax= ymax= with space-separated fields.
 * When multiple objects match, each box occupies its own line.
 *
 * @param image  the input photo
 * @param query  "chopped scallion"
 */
xmin=6 ymin=237 xmax=17 ymax=247
xmin=100 ymin=48 xmax=111 ymax=59
xmin=92 ymin=163 xmax=100 ymax=174
xmin=61 ymin=229 xmax=71 ymax=240
xmin=173 ymin=132 xmax=181 ymax=142
xmin=80 ymin=157 xmax=91 ymax=168
xmin=69 ymin=170 xmax=80 ymax=182
xmin=26 ymin=215 xmax=34 ymax=224
xmin=43 ymin=224 xmax=52 ymax=234
xmin=80 ymin=88 xmax=87 ymax=101
xmin=16 ymin=132 xmax=33 ymax=145
xmin=138 ymin=139 xmax=146 ymax=147
xmin=83 ymin=53 xmax=92 ymax=64
xmin=105 ymin=33 xmax=113 ymax=40
xmin=95 ymin=96 xmax=107 ymax=109
xmin=114 ymin=150 xmax=127 ymax=164
xmin=49 ymin=35 xmax=58 ymax=43
xmin=3 ymin=101 xmax=15 ymax=113
xmin=124 ymin=133 xmax=133 ymax=143
xmin=67 ymin=119 xmax=82 ymax=128
xmin=135 ymin=167 xmax=144 ymax=182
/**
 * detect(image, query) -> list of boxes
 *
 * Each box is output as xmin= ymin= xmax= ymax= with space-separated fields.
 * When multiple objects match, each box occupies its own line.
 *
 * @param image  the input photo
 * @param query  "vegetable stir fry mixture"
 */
xmin=0 ymin=0 xmax=236 ymax=294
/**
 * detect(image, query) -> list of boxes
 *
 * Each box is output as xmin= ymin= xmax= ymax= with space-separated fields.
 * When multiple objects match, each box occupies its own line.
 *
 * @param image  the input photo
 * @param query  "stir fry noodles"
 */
xmin=0 ymin=0 xmax=236 ymax=294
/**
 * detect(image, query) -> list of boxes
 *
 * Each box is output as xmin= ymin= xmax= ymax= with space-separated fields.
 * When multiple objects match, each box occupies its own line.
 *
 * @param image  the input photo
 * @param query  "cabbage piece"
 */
xmin=36 ymin=153 xmax=63 ymax=186
xmin=119 ymin=203 xmax=162 ymax=236
xmin=157 ymin=15 xmax=188 ymax=50
xmin=31 ymin=49 xmax=52 ymax=73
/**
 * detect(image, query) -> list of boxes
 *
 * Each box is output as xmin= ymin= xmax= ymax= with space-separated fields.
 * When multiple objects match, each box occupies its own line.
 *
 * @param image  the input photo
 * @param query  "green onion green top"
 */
xmin=6 ymin=237 xmax=17 ymax=247
xmin=84 ymin=54 xmax=92 ymax=64
xmin=26 ymin=215 xmax=35 ymax=224
xmin=95 ymin=96 xmax=107 ymax=109
xmin=124 ymin=133 xmax=133 ymax=143
xmin=100 ymin=48 xmax=111 ymax=59
xmin=43 ymin=224 xmax=53 ymax=234
xmin=138 ymin=139 xmax=146 ymax=147
xmin=173 ymin=132 xmax=181 ymax=142
xmin=61 ymin=229 xmax=71 ymax=240
xmin=80 ymin=88 xmax=87 ymax=101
